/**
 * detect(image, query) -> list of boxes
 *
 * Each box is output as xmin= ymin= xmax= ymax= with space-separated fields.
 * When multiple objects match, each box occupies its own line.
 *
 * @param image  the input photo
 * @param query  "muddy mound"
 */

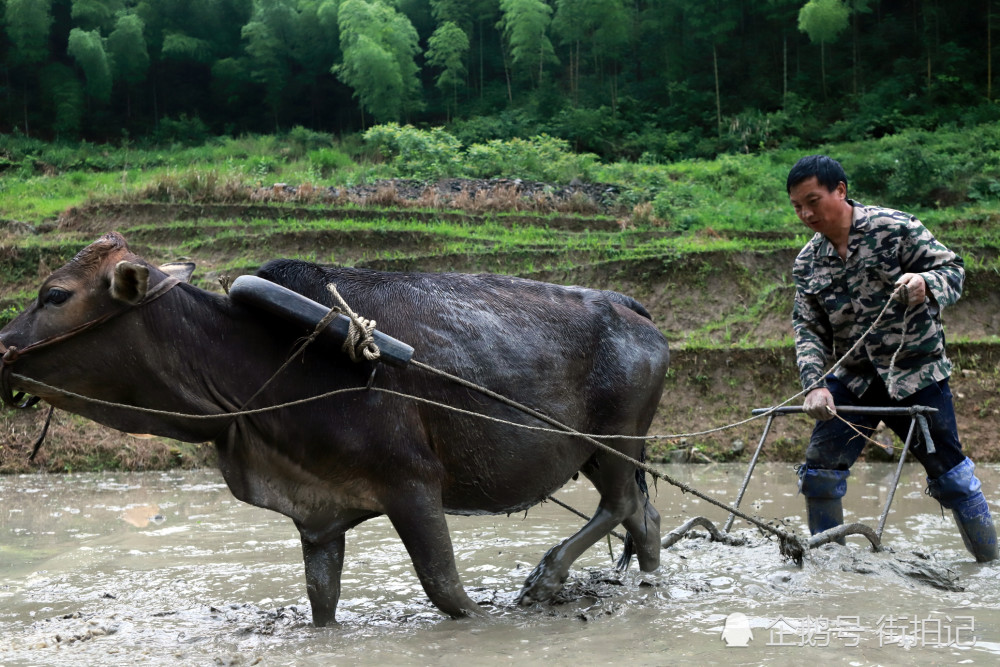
xmin=251 ymin=177 xmax=623 ymax=215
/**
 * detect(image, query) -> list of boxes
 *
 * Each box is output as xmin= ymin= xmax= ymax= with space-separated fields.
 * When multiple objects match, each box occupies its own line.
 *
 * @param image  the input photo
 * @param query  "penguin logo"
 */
xmin=721 ymin=612 xmax=753 ymax=647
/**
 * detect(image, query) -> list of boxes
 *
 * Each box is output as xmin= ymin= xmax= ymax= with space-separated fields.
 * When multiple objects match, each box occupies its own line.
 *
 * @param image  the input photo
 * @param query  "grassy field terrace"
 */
xmin=3 ymin=133 xmax=1000 ymax=472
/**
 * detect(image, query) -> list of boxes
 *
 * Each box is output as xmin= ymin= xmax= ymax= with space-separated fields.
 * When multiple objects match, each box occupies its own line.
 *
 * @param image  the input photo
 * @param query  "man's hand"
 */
xmin=804 ymin=387 xmax=836 ymax=421
xmin=894 ymin=273 xmax=927 ymax=306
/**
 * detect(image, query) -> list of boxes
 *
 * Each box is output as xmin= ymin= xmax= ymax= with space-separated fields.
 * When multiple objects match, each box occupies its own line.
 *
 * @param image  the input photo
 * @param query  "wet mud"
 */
xmin=1 ymin=462 xmax=999 ymax=666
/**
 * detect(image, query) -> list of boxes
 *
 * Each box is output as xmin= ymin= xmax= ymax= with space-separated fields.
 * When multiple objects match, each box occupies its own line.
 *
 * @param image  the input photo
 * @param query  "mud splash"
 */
xmin=1 ymin=463 xmax=998 ymax=665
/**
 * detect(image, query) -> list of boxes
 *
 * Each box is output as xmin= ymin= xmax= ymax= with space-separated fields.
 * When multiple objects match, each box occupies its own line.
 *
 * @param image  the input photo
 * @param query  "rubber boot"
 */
xmin=927 ymin=458 xmax=999 ymax=563
xmin=952 ymin=495 xmax=999 ymax=563
xmin=798 ymin=466 xmax=850 ymax=545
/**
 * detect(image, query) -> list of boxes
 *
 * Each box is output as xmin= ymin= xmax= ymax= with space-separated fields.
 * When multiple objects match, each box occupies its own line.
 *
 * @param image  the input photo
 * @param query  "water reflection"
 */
xmin=0 ymin=463 xmax=998 ymax=665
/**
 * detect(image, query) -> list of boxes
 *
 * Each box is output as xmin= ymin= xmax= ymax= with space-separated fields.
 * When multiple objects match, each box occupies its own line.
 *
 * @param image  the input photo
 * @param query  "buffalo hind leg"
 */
xmin=620 ymin=496 xmax=661 ymax=572
xmin=387 ymin=488 xmax=483 ymax=618
xmin=517 ymin=452 xmax=646 ymax=605
xmin=585 ymin=462 xmax=661 ymax=572
xmin=517 ymin=504 xmax=625 ymax=605
xmin=298 ymin=527 xmax=346 ymax=627
xmin=587 ymin=452 xmax=662 ymax=572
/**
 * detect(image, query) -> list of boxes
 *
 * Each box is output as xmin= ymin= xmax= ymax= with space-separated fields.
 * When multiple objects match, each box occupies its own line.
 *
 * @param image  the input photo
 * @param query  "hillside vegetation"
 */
xmin=2 ymin=126 xmax=1000 ymax=473
xmin=3 ymin=0 xmax=998 ymax=169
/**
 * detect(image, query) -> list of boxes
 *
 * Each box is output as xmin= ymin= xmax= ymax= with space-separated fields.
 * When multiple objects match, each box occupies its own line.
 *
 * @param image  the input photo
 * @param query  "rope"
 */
xmin=326 ymin=284 xmax=380 ymax=363
xmin=403 ymin=360 xmax=806 ymax=562
xmin=7 ymin=281 xmax=919 ymax=563
xmin=829 ymin=412 xmax=887 ymax=450
xmin=547 ymin=495 xmax=626 ymax=542
xmin=799 ymin=282 xmax=911 ymax=452
xmin=10 ymin=373 xmax=369 ymax=420
xmin=887 ymin=282 xmax=911 ymax=397
xmin=237 ymin=297 xmax=345 ymax=412
xmin=7 ymin=282 xmax=915 ymax=442
xmin=801 ymin=282 xmax=909 ymax=394
xmin=10 ymin=365 xmax=801 ymax=558
xmin=28 ymin=405 xmax=54 ymax=461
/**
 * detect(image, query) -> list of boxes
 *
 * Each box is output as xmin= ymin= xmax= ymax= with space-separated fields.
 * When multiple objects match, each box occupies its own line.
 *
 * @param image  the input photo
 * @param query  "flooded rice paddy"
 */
xmin=2 ymin=462 xmax=999 ymax=666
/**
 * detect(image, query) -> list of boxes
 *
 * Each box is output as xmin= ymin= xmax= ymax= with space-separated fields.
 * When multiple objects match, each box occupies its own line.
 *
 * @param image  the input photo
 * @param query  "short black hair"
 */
xmin=786 ymin=155 xmax=848 ymax=194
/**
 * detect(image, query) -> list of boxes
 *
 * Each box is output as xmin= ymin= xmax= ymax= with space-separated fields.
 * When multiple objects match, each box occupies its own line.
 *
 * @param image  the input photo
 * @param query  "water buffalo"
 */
xmin=0 ymin=232 xmax=670 ymax=626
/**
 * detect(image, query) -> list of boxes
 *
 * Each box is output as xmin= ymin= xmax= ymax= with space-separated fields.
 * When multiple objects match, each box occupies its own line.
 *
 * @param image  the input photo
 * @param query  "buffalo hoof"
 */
xmin=311 ymin=614 xmax=339 ymax=628
xmin=516 ymin=559 xmax=567 ymax=606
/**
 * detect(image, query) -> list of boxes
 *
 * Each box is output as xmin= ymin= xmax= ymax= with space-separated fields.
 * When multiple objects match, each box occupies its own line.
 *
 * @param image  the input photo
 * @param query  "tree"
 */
xmin=242 ymin=0 xmax=298 ymax=129
xmin=137 ymin=0 xmax=252 ymax=61
xmin=334 ymin=0 xmax=423 ymax=123
xmin=764 ymin=0 xmax=803 ymax=104
xmin=991 ymin=0 xmax=997 ymax=100
xmin=846 ymin=0 xmax=873 ymax=96
xmin=159 ymin=32 xmax=214 ymax=62
xmin=430 ymin=0 xmax=498 ymax=100
xmin=107 ymin=13 xmax=150 ymax=120
xmin=107 ymin=14 xmax=150 ymax=86
xmin=5 ymin=0 xmax=54 ymax=65
xmin=497 ymin=0 xmax=557 ymax=88
xmin=3 ymin=0 xmax=55 ymax=133
xmin=40 ymin=63 xmax=85 ymax=137
xmin=673 ymin=0 xmax=741 ymax=139
xmin=798 ymin=0 xmax=850 ymax=99
xmin=289 ymin=1 xmax=342 ymax=127
xmin=71 ymin=0 xmax=125 ymax=32
xmin=426 ymin=20 xmax=470 ymax=118
xmin=551 ymin=0 xmax=629 ymax=108
xmin=67 ymin=27 xmax=113 ymax=104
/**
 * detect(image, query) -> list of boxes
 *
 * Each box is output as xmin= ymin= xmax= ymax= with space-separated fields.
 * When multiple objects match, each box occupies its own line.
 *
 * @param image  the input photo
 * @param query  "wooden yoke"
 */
xmin=229 ymin=275 xmax=415 ymax=367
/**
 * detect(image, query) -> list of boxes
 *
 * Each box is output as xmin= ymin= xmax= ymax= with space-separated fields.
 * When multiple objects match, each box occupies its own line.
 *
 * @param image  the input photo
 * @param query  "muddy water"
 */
xmin=1 ymin=462 xmax=999 ymax=666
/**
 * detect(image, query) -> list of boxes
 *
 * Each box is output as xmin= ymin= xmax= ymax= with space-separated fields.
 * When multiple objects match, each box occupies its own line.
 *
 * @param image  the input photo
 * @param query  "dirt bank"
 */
xmin=651 ymin=343 xmax=1000 ymax=465
xmin=2 ymin=187 xmax=999 ymax=473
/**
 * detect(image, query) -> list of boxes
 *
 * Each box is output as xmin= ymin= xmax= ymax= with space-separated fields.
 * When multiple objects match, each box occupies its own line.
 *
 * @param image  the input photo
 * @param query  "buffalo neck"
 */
xmin=10 ymin=283 xmax=297 ymax=443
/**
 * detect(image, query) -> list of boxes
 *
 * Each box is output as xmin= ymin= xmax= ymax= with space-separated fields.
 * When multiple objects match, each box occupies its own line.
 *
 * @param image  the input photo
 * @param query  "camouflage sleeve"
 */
xmin=899 ymin=217 xmax=964 ymax=308
xmin=792 ymin=282 xmax=832 ymax=393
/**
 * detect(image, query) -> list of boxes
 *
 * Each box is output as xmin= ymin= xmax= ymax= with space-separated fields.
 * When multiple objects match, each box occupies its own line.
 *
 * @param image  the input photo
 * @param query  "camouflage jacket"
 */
xmin=792 ymin=201 xmax=964 ymax=400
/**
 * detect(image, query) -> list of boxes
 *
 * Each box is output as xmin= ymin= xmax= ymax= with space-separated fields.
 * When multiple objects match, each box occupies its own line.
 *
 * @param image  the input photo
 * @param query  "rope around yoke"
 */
xmin=327 ymin=284 xmax=380 ymax=363
xmin=225 ymin=281 xmax=380 ymax=423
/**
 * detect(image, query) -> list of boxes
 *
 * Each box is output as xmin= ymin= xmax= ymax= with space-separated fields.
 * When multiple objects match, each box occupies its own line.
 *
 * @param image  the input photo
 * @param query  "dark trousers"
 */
xmin=805 ymin=375 xmax=966 ymax=481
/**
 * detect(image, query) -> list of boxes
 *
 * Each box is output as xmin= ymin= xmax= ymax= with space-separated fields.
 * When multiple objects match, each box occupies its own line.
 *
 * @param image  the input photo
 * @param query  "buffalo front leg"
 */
xmin=298 ymin=528 xmax=346 ymax=627
xmin=387 ymin=490 xmax=483 ymax=618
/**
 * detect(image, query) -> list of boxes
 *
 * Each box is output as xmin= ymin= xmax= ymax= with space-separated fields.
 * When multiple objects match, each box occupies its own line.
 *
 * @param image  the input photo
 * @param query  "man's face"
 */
xmin=788 ymin=176 xmax=849 ymax=237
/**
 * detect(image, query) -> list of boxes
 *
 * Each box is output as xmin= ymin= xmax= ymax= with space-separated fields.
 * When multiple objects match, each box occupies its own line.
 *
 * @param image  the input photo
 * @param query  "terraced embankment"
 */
xmin=2 ymin=199 xmax=999 ymax=472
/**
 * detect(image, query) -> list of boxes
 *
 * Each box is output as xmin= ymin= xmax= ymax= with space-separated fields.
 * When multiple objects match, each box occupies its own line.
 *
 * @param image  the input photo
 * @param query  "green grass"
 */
xmin=6 ymin=125 xmax=1000 ymax=342
xmin=6 ymin=129 xmax=1000 ymax=469
xmin=114 ymin=214 xmax=804 ymax=267
xmin=5 ymin=123 xmax=1000 ymax=237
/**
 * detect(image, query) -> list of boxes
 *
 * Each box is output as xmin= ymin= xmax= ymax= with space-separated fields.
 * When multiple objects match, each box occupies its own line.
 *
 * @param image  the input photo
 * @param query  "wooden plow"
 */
xmin=666 ymin=405 xmax=939 ymax=553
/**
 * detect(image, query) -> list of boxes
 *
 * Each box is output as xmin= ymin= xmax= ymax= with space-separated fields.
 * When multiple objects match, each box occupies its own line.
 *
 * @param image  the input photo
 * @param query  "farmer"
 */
xmin=787 ymin=154 xmax=997 ymax=562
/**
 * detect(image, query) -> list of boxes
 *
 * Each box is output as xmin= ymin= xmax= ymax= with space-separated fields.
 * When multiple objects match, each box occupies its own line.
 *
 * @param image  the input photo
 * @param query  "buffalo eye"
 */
xmin=42 ymin=288 xmax=72 ymax=306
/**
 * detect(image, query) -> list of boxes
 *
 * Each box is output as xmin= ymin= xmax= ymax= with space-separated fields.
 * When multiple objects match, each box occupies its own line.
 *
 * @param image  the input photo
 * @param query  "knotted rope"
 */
xmin=326 ymin=284 xmax=380 ymax=363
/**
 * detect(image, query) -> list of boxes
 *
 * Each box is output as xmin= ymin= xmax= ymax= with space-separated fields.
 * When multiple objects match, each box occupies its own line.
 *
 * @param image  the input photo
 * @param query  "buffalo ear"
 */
xmin=112 ymin=260 xmax=150 ymax=305
xmin=159 ymin=261 xmax=196 ymax=283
